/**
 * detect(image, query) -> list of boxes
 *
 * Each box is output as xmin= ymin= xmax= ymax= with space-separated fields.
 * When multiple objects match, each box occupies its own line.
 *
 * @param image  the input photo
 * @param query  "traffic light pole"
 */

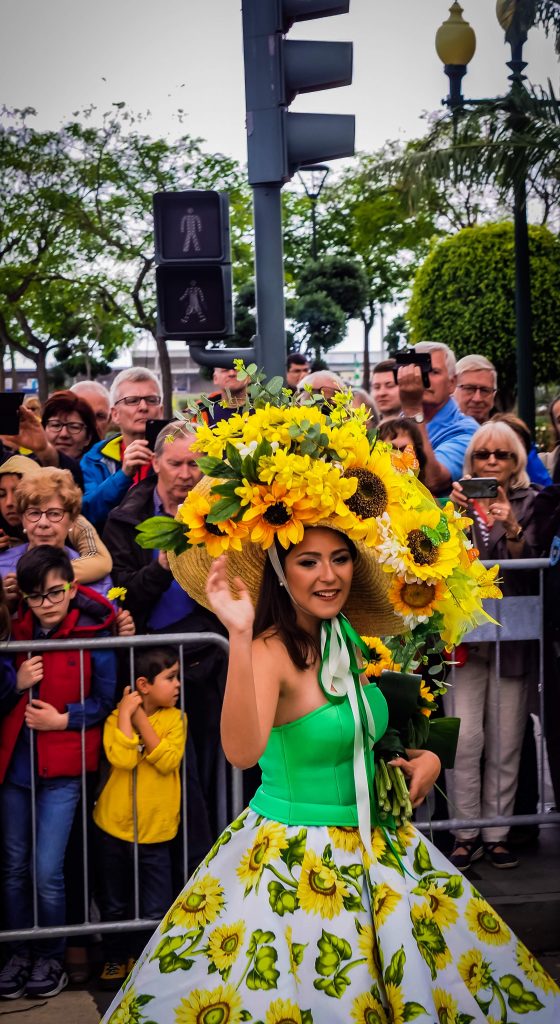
xmin=252 ymin=184 xmax=287 ymax=381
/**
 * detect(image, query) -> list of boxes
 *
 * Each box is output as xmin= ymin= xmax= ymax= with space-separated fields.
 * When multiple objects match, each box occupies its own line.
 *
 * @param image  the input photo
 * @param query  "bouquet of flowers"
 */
xmin=361 ymin=635 xmax=459 ymax=827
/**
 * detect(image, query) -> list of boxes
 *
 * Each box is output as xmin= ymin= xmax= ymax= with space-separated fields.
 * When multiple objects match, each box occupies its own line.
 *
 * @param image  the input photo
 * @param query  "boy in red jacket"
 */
xmin=0 ymin=545 xmax=116 ymax=1000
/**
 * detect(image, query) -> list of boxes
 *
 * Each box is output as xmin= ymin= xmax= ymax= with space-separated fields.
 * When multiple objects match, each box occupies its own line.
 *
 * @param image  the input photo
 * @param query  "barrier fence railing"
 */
xmin=416 ymin=558 xmax=560 ymax=835
xmin=0 ymin=631 xmax=238 ymax=944
xmin=1 ymin=560 xmax=559 ymax=945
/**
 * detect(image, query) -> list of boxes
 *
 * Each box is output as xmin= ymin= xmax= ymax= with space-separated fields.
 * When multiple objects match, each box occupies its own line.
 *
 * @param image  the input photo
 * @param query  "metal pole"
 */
xmin=508 ymin=40 xmax=535 ymax=433
xmin=252 ymin=184 xmax=287 ymax=381
xmin=311 ymin=200 xmax=318 ymax=259
xmin=513 ymin=174 xmax=534 ymax=433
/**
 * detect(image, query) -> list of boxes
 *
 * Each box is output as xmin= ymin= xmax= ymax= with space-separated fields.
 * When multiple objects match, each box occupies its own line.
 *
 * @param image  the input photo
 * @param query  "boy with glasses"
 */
xmin=0 ymin=546 xmax=116 ymax=999
xmin=80 ymin=368 xmax=162 ymax=529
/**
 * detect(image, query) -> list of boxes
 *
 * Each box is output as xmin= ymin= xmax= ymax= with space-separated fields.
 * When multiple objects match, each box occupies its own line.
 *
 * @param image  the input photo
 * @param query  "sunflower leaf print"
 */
xmin=410 ymin=914 xmax=447 ymax=981
xmin=412 ymin=839 xmax=434 ymax=875
xmin=280 ymin=828 xmax=307 ymax=871
xmin=268 ymin=879 xmax=299 ymax=916
xmin=106 ymin=987 xmax=155 ymax=1023
xmin=243 ymin=929 xmax=280 ymax=991
xmin=384 ymin=946 xmax=405 ymax=987
xmin=499 ymin=973 xmax=545 ymax=1014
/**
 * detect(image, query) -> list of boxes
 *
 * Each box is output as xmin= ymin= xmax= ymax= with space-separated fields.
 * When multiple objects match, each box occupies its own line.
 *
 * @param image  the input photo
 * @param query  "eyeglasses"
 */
xmin=113 ymin=395 xmax=161 ymax=407
xmin=45 ymin=419 xmax=86 ymax=435
xmin=23 ymin=583 xmax=71 ymax=608
xmin=23 ymin=507 xmax=67 ymax=523
xmin=456 ymin=385 xmax=496 ymax=397
xmin=472 ymin=449 xmax=515 ymax=462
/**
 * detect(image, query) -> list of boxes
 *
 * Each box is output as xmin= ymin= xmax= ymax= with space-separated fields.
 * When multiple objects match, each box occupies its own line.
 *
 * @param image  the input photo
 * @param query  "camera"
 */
xmin=393 ymin=350 xmax=433 ymax=389
xmin=458 ymin=477 xmax=499 ymax=499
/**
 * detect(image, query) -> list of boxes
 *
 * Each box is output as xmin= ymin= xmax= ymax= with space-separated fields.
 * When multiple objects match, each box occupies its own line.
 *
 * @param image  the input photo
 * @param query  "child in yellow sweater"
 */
xmin=93 ymin=646 xmax=186 ymax=990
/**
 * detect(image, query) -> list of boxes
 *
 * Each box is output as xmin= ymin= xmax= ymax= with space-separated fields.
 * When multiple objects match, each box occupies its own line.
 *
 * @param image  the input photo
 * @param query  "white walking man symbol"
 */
xmin=180 ymin=280 xmax=207 ymax=324
xmin=180 ymin=207 xmax=202 ymax=253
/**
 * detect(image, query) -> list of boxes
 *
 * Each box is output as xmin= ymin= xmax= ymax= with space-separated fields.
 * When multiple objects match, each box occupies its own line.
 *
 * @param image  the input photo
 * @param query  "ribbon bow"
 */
xmin=319 ymin=614 xmax=377 ymax=857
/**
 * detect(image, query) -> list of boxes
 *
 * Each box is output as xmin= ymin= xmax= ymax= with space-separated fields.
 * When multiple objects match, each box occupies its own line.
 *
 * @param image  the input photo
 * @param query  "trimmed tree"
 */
xmin=407 ymin=221 xmax=560 ymax=408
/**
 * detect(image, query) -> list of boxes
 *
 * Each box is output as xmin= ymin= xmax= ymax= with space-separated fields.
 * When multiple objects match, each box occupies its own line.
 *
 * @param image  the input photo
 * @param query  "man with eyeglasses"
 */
xmin=397 ymin=341 xmax=478 ymax=497
xmin=454 ymin=355 xmax=498 ymax=425
xmin=80 ymin=368 xmax=162 ymax=529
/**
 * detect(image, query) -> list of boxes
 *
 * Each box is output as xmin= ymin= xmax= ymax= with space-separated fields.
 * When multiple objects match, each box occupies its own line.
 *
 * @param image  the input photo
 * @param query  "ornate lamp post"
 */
xmin=297 ymin=164 xmax=330 ymax=259
xmin=435 ymin=1 xmax=535 ymax=432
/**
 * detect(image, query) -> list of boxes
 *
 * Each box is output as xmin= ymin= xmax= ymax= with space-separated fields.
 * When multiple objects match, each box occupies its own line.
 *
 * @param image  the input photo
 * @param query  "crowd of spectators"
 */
xmin=1 ymin=346 xmax=560 ymax=999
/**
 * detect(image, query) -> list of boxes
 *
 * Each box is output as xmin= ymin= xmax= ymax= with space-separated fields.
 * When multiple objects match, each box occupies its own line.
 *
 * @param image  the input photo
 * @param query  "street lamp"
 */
xmin=435 ymin=1 xmax=536 ymax=433
xmin=297 ymin=164 xmax=330 ymax=259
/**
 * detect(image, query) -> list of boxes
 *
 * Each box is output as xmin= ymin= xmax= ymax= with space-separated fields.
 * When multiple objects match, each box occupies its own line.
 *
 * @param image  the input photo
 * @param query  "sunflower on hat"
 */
xmin=136 ymin=362 xmax=501 ymax=655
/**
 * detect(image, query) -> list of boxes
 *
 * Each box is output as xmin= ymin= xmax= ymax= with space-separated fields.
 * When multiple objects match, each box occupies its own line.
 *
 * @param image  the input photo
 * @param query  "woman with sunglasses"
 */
xmin=448 ymin=420 xmax=539 ymax=870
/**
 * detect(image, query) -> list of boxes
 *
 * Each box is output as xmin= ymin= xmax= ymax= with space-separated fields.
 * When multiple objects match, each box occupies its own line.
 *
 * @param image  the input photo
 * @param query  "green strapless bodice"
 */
xmin=250 ymin=684 xmax=388 ymax=826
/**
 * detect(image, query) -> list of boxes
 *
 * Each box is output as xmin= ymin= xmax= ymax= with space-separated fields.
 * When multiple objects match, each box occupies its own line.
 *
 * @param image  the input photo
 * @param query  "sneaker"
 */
xmin=99 ymin=960 xmax=127 ymax=991
xmin=484 ymin=841 xmax=519 ymax=869
xmin=0 ymin=954 xmax=31 ymax=999
xmin=449 ymin=837 xmax=484 ymax=870
xmin=26 ymin=957 xmax=68 ymax=998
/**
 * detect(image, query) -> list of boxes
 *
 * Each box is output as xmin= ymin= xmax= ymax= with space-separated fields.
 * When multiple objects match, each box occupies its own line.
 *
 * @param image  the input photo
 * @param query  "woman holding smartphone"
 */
xmin=448 ymin=420 xmax=540 ymax=870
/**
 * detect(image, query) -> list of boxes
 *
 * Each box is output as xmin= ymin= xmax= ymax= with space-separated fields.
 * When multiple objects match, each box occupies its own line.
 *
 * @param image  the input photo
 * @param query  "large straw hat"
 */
xmin=168 ymin=478 xmax=405 ymax=637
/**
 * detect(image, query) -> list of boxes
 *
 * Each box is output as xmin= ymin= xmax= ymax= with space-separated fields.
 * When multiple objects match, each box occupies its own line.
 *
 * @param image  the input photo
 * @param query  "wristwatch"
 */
xmin=411 ymin=412 xmax=424 ymax=424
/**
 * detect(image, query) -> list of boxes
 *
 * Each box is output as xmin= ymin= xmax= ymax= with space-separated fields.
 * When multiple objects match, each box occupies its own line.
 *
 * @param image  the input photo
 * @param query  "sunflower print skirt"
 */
xmin=102 ymin=810 xmax=560 ymax=1024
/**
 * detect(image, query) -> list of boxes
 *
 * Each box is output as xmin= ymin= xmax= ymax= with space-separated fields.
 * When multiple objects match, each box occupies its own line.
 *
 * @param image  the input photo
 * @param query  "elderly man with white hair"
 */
xmin=80 ymin=368 xmax=162 ymax=528
xmin=70 ymin=381 xmax=112 ymax=436
xmin=396 ymin=341 xmax=478 ymax=496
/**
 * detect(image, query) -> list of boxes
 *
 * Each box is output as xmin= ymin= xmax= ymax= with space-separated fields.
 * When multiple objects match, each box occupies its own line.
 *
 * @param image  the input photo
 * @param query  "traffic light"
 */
xmin=153 ymin=191 xmax=234 ymax=341
xmin=242 ymin=0 xmax=355 ymax=185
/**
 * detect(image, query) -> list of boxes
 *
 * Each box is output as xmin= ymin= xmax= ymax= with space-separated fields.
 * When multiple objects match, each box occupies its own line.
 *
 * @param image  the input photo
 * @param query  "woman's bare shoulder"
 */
xmin=253 ymin=629 xmax=288 ymax=660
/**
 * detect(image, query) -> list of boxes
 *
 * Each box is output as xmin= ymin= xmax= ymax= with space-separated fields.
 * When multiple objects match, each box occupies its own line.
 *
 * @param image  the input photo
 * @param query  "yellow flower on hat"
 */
xmin=241 ymin=481 xmax=319 ymax=549
xmin=470 ymin=560 xmax=502 ymax=599
xmin=379 ymin=506 xmax=462 ymax=583
xmin=388 ymin=575 xmax=447 ymax=627
xmin=178 ymin=489 xmax=248 ymax=557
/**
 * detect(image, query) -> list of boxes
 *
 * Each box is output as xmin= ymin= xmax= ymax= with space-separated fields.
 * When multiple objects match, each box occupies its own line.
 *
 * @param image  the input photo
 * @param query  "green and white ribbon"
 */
xmin=319 ymin=615 xmax=377 ymax=858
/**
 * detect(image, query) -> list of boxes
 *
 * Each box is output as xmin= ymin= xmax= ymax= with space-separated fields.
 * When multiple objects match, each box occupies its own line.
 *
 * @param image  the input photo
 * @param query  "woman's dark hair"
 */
xmin=253 ymin=533 xmax=356 ymax=671
xmin=42 ymin=390 xmax=100 ymax=452
xmin=134 ymin=645 xmax=180 ymax=684
xmin=377 ymin=417 xmax=427 ymax=481
xmin=17 ymin=544 xmax=75 ymax=596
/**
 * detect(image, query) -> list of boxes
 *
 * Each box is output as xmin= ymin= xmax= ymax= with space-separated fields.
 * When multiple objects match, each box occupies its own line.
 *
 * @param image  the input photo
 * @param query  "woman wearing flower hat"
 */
xmin=103 ymin=374 xmax=559 ymax=1023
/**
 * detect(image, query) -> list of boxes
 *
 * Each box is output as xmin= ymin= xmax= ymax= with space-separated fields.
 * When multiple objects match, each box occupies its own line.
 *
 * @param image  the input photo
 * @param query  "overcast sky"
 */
xmin=1 ymin=0 xmax=557 ymax=162
xmin=1 ymin=1 xmax=557 ymax=358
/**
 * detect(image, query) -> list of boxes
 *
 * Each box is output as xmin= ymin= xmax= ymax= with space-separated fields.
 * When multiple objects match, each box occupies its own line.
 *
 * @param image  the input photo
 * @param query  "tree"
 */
xmin=0 ymin=107 xmax=253 ymax=408
xmin=296 ymin=150 xmax=438 ymax=389
xmin=407 ymin=222 xmax=560 ymax=407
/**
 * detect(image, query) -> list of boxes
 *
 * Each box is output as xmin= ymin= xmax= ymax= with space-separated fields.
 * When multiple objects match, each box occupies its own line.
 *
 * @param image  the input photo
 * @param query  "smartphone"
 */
xmin=394 ymin=350 xmax=433 ymax=389
xmin=458 ymin=477 xmax=498 ymax=499
xmin=145 ymin=418 xmax=173 ymax=452
xmin=0 ymin=392 xmax=24 ymax=435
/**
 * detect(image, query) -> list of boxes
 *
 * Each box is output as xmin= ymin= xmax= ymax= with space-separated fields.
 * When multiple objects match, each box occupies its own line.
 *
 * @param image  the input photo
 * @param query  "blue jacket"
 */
xmin=80 ymin=435 xmax=132 ymax=528
xmin=427 ymin=399 xmax=479 ymax=483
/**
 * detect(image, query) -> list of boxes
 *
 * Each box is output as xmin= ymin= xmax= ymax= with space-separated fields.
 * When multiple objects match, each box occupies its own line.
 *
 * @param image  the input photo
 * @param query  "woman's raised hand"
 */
xmin=206 ymin=555 xmax=254 ymax=635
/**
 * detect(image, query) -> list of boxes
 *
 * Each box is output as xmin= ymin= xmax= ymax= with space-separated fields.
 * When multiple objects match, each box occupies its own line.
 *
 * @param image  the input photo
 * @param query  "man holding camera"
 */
xmin=396 ymin=341 xmax=478 ymax=497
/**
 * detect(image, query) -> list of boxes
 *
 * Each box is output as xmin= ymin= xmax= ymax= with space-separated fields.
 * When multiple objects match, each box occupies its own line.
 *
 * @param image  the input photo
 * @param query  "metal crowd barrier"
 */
xmin=0 ymin=631 xmax=242 ymax=945
xmin=2 ymin=562 xmax=559 ymax=946
xmin=416 ymin=558 xmax=560 ymax=834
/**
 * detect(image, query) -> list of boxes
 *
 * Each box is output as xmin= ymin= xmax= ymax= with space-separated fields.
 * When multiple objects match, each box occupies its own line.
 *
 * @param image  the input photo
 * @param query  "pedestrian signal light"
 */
xmin=153 ymin=191 xmax=234 ymax=341
xmin=242 ymin=0 xmax=355 ymax=185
